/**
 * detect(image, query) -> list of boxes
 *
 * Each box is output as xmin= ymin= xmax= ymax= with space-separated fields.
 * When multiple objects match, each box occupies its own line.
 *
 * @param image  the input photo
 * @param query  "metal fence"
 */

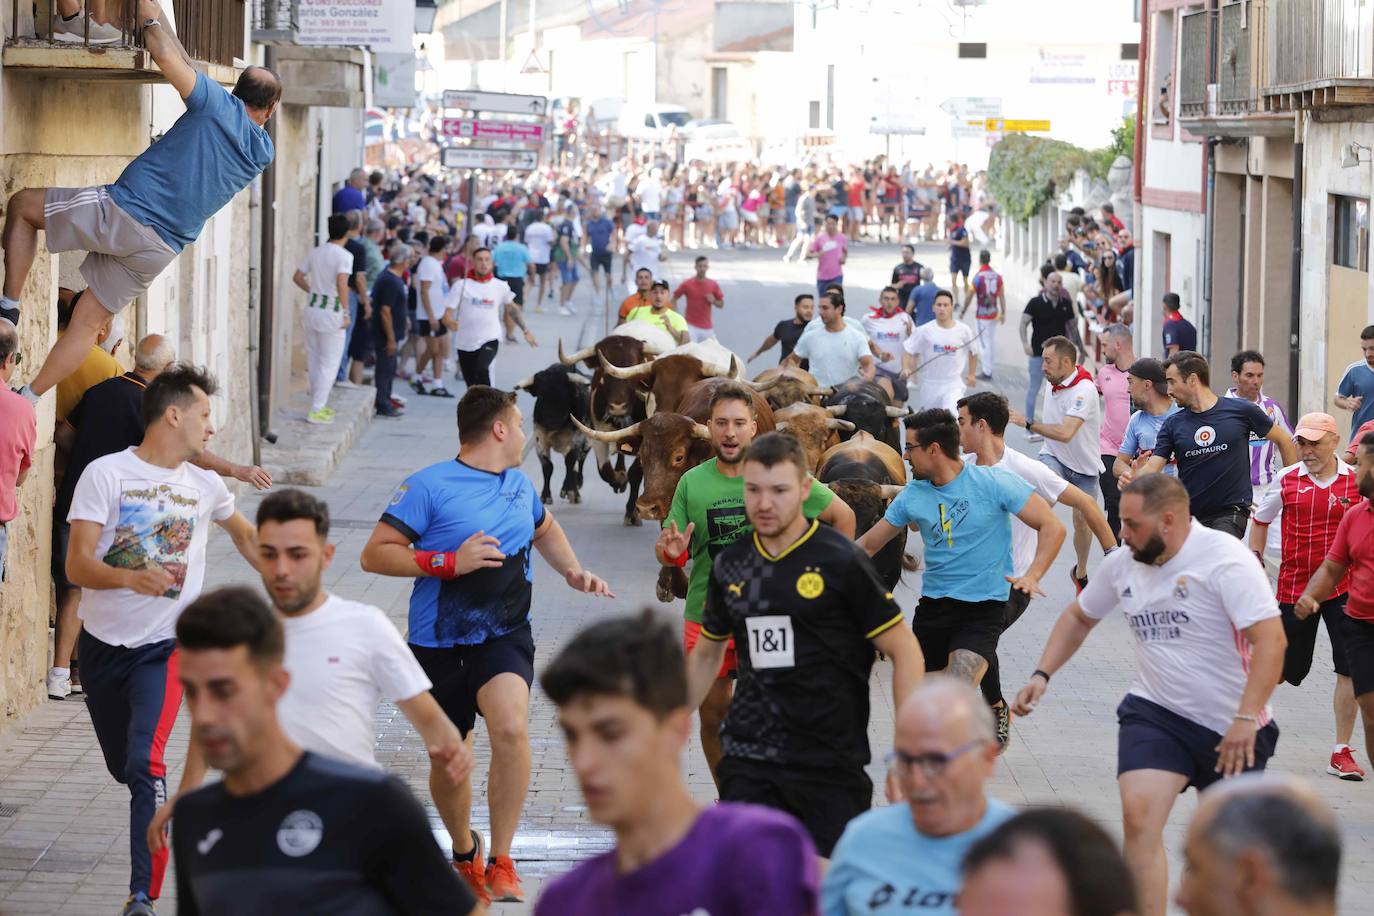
xmin=8 ymin=0 xmax=243 ymax=67
xmin=251 ymin=0 xmax=297 ymax=40
xmin=1268 ymin=0 xmax=1374 ymax=87
xmin=1218 ymin=1 xmax=1253 ymax=113
xmin=10 ymin=0 xmax=137 ymax=45
xmin=1179 ymin=9 xmax=1210 ymax=117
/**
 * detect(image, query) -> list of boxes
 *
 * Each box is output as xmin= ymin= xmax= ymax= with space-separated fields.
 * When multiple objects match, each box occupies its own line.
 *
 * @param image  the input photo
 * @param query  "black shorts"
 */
xmin=409 ymin=623 xmax=535 ymax=736
xmin=416 ymin=319 xmax=448 ymax=338
xmin=1340 ymin=613 xmax=1374 ymax=698
xmin=912 ymin=595 xmax=1006 ymax=671
xmin=950 ymin=259 xmax=971 ymax=278
xmin=1196 ymin=505 xmax=1249 ymax=539
xmin=716 ymin=756 xmax=870 ymax=858
xmin=589 ymin=250 xmax=613 ymax=274
xmin=534 ymin=262 xmax=550 ymax=276
xmin=51 ymin=518 xmax=72 ymax=591
xmin=501 ymin=276 xmax=525 ymax=305
xmin=1279 ymin=596 xmax=1349 ymax=686
xmin=1116 ymin=694 xmax=1278 ymax=791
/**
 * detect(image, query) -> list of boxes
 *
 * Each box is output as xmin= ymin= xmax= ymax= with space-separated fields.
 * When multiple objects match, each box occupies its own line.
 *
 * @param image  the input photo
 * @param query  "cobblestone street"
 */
xmin=2 ymin=242 xmax=1371 ymax=914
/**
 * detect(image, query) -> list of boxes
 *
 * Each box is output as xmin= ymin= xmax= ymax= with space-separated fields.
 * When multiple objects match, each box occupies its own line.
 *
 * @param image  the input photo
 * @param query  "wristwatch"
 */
xmin=1024 ymin=417 xmax=1033 ymax=431
xmin=143 ymin=17 xmax=161 ymax=29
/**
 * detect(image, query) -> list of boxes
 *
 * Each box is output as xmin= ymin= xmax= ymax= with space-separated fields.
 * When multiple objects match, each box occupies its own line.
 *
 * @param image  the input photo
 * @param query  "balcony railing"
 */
xmin=1217 ymin=1 xmax=1252 ymax=113
xmin=252 ymin=0 xmax=297 ymax=44
xmin=7 ymin=0 xmax=243 ymax=68
xmin=1266 ymin=0 xmax=1374 ymax=102
xmin=1178 ymin=9 xmax=1209 ymax=118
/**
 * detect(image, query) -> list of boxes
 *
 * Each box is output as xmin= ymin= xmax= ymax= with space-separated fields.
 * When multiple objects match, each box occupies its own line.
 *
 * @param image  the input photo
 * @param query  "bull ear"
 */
xmin=775 ymin=421 xmax=789 ymax=432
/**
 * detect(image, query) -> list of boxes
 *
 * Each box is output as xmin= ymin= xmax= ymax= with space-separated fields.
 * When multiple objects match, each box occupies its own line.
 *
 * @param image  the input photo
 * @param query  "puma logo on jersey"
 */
xmin=727 ymin=582 xmax=743 ymax=597
xmin=197 ymin=829 xmax=223 ymax=855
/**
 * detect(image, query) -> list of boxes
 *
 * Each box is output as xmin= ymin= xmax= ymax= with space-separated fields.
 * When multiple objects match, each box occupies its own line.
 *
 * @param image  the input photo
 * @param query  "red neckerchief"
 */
xmin=467 ymin=269 xmax=493 ymax=282
xmin=868 ymin=306 xmax=901 ymax=318
xmin=1051 ymin=365 xmax=1094 ymax=393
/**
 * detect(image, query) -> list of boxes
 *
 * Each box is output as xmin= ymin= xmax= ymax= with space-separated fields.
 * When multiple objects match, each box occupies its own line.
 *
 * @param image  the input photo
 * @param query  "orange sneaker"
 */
xmin=486 ymin=855 xmax=526 ymax=902
xmin=452 ymin=830 xmax=490 ymax=906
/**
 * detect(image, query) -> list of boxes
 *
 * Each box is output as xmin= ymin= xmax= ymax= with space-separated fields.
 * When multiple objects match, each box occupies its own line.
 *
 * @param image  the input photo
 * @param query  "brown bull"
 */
xmin=817 ymin=431 xmax=909 ymax=590
xmin=773 ymin=402 xmax=855 ymax=471
xmin=750 ymin=366 xmax=832 ymax=410
xmin=598 ymin=352 xmax=740 ymax=416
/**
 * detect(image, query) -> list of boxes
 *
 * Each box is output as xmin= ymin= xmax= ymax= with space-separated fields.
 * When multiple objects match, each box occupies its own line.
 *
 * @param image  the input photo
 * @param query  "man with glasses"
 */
xmin=822 ymin=677 xmax=1012 ymax=915
xmin=0 ymin=319 xmax=34 ymax=584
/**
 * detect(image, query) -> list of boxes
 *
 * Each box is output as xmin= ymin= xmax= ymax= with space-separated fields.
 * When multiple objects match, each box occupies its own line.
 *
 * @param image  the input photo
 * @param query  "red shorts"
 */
xmin=684 ymin=620 xmax=737 ymax=679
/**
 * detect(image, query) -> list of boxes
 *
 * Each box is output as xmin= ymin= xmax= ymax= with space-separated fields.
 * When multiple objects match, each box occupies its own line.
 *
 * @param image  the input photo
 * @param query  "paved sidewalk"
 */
xmin=3 ymin=241 xmax=1373 ymax=914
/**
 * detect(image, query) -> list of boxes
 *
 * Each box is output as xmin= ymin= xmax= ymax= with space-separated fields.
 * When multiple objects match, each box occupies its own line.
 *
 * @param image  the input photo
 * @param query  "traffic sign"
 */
xmin=951 ymin=119 xmax=987 ymax=138
xmin=441 ymin=146 xmax=539 ymax=171
xmin=440 ymin=118 xmax=546 ymax=143
xmin=441 ymin=90 xmax=548 ymax=116
xmin=985 ymin=118 xmax=1051 ymax=133
xmin=939 ymin=97 xmax=1002 ymax=119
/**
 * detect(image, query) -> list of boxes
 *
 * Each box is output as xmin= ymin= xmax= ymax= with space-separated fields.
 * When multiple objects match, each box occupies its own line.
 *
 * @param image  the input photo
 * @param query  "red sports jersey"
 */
xmin=1254 ymin=463 xmax=1363 ymax=602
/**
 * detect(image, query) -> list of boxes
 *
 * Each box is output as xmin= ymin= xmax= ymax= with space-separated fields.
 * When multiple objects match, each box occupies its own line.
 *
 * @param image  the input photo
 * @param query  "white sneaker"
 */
xmin=46 ymin=669 xmax=71 ymax=700
xmin=49 ymin=12 xmax=123 ymax=44
xmin=558 ymin=307 xmax=573 ymax=316
xmin=334 ymin=379 xmax=361 ymax=389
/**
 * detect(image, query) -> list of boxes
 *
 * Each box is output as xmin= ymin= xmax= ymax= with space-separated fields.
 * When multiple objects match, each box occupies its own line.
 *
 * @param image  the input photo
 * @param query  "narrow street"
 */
xmin=1 ymin=241 xmax=1370 ymax=914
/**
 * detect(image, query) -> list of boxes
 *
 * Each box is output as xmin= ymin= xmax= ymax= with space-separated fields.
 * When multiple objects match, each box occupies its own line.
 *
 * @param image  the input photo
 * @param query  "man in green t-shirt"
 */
xmin=626 ymin=280 xmax=689 ymax=344
xmin=655 ymin=382 xmax=855 ymax=787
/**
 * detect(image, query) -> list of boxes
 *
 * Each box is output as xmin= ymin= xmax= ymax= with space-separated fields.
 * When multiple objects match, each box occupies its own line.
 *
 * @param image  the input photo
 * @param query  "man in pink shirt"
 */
xmin=672 ymin=256 xmax=725 ymax=344
xmin=1095 ymin=324 xmax=1133 ymax=536
xmin=0 ymin=321 xmax=36 ymax=582
xmin=805 ymin=213 xmax=847 ymax=300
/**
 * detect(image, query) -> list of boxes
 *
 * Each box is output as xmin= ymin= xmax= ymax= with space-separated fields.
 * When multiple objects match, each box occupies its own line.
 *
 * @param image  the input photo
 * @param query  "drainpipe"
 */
xmin=1133 ymin=7 xmax=1148 ymax=221
xmin=257 ymin=44 xmax=279 ymax=445
xmin=1288 ymin=115 xmax=1304 ymax=415
xmin=1202 ymin=137 xmax=1217 ymax=361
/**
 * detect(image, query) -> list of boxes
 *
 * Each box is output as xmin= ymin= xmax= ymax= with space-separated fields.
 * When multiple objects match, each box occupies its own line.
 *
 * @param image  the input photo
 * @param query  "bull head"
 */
xmin=598 ymin=353 xmax=656 ymax=381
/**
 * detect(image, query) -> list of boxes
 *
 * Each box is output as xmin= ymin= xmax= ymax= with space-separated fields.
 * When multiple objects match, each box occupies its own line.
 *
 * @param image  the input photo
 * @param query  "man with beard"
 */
xmin=657 ymin=384 xmax=854 ymax=786
xmin=1013 ymin=473 xmax=1287 ymax=916
xmin=1295 ymin=431 xmax=1374 ymax=790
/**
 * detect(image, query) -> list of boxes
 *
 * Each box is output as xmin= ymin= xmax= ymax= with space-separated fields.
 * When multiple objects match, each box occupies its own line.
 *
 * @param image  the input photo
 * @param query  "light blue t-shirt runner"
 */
xmin=821 ymin=799 xmax=1014 ymax=915
xmin=1337 ymin=360 xmax=1374 ymax=436
xmin=1119 ymin=405 xmax=1181 ymax=477
xmin=883 ymin=463 xmax=1032 ymax=602
xmin=793 ymin=323 xmax=871 ymax=388
xmin=109 ymin=73 xmax=275 ymax=253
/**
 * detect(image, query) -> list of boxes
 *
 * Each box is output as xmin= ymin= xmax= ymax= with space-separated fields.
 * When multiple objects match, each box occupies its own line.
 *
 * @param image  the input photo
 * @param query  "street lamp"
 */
xmin=415 ymin=0 xmax=439 ymax=34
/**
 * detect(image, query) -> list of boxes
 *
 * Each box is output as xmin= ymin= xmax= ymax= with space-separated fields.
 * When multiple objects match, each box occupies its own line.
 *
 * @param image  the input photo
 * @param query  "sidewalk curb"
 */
xmin=259 ymin=388 xmax=375 ymax=486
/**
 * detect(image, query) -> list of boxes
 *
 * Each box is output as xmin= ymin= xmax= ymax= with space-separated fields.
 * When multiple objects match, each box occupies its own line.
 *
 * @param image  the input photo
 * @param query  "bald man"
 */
xmin=48 ymin=335 xmax=272 ymax=700
xmin=1177 ymin=775 xmax=1340 ymax=916
xmin=1 ymin=0 xmax=279 ymax=406
xmin=821 ymin=677 xmax=1012 ymax=915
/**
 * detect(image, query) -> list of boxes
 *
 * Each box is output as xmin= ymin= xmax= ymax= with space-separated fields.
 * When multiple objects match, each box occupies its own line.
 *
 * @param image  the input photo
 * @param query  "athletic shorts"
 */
xmin=875 ymin=366 xmax=909 ymax=403
xmin=950 ymin=258 xmax=971 ymax=277
xmin=685 ymin=619 xmax=736 ymax=679
xmin=43 ymin=186 xmax=177 ymax=313
xmin=51 ymin=518 xmax=72 ymax=592
xmin=534 ymin=262 xmax=550 ymax=276
xmin=912 ymin=595 xmax=1006 ymax=670
xmin=718 ymin=209 xmax=740 ymax=231
xmin=1279 ymin=596 xmax=1349 ymax=686
xmin=717 ymin=756 xmax=870 ymax=858
xmin=1116 ymin=694 xmax=1278 ymax=791
xmin=500 ymin=275 xmax=526 ymax=305
xmin=589 ymin=250 xmax=613 ymax=274
xmin=1038 ymin=452 xmax=1099 ymax=496
xmin=1341 ymin=613 xmax=1374 ymax=698
xmin=848 ymin=206 xmax=864 ymax=222
xmin=409 ymin=623 xmax=535 ymax=737
xmin=557 ymin=261 xmax=579 ymax=284
xmin=416 ymin=319 xmax=447 ymax=338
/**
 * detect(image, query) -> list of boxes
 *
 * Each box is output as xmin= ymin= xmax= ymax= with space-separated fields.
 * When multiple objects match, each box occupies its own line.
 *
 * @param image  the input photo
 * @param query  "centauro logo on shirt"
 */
xmin=1194 ymin=425 xmax=1216 ymax=447
xmin=1183 ymin=424 xmax=1228 ymax=458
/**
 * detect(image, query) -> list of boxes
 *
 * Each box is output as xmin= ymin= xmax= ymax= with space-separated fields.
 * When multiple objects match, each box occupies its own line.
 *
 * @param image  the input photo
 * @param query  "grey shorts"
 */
xmin=43 ymin=187 xmax=177 ymax=314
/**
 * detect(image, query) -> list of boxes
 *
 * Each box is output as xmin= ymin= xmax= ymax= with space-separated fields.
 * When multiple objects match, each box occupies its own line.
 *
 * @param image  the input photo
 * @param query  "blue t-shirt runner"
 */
xmin=1152 ymin=396 xmax=1273 ymax=519
xmin=584 ymin=216 xmax=615 ymax=255
xmin=110 ymin=73 xmax=275 ymax=253
xmin=382 ymin=459 xmax=544 ymax=646
xmin=1337 ymin=356 xmax=1374 ymax=436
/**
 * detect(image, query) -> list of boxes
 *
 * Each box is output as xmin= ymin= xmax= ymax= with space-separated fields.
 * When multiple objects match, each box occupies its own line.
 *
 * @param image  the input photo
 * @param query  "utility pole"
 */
xmin=498 ymin=0 xmax=508 ymax=90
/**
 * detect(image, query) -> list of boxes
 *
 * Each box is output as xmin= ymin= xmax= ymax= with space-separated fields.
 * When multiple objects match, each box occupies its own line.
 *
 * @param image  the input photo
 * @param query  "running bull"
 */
xmin=514 ymin=364 xmax=592 ymax=505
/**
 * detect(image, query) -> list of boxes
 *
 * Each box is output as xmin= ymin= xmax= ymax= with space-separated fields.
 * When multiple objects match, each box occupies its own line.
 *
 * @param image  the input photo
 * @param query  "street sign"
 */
xmin=870 ymin=120 xmax=926 ymax=136
xmin=441 ymin=90 xmax=548 ymax=117
xmin=985 ymin=118 xmax=1052 ymax=133
xmin=951 ymin=119 xmax=987 ymax=138
xmin=440 ymin=118 xmax=546 ymax=143
xmin=939 ymin=97 xmax=1002 ymax=119
xmin=441 ymin=146 xmax=539 ymax=171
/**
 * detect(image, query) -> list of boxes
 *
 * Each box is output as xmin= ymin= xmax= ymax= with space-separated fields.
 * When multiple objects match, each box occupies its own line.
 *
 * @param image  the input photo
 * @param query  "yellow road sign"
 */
xmin=985 ymin=118 xmax=1051 ymax=132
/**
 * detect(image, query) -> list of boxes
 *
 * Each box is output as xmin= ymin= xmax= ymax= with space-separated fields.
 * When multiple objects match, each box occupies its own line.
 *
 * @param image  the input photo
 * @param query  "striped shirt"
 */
xmin=1224 ymin=388 xmax=1293 ymax=487
xmin=1253 ymin=462 xmax=1363 ymax=602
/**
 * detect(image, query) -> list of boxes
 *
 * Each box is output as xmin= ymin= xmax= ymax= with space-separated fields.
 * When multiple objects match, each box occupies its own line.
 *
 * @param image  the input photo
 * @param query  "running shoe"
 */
xmin=305 ymin=409 xmax=334 ymax=425
xmin=120 ymin=892 xmax=156 ymax=915
xmin=486 ymin=855 xmax=525 ymax=902
xmin=334 ymin=379 xmax=361 ymax=389
xmin=453 ymin=830 xmax=491 ymax=906
xmin=320 ymin=406 xmax=337 ymax=418
xmin=389 ymin=394 xmax=407 ymax=407
xmin=428 ymin=386 xmax=455 ymax=398
xmin=0 ymin=304 xmax=17 ymax=326
xmin=411 ymin=379 xmax=429 ymax=396
xmin=50 ymin=11 xmax=123 ymax=44
xmin=558 ymin=307 xmax=573 ymax=316
xmin=46 ymin=668 xmax=71 ymax=700
xmin=1328 ymin=747 xmax=1366 ymax=781
xmin=1070 ymin=565 xmax=1088 ymax=595
xmin=375 ymin=404 xmax=403 ymax=418
xmin=1026 ymin=432 xmax=1044 ymax=443
xmin=994 ymin=702 xmax=1012 ymax=752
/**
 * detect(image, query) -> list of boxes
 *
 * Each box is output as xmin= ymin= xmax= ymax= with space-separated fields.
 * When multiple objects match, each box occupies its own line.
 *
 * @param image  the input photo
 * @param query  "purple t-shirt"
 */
xmin=533 ymin=803 xmax=819 ymax=916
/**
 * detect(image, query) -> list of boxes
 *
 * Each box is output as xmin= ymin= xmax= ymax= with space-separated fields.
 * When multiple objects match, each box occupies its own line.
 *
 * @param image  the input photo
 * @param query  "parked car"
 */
xmin=617 ymin=103 xmax=691 ymax=141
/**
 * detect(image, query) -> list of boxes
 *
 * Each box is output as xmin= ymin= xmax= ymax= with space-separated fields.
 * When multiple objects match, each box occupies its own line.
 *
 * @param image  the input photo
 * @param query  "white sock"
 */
xmin=1335 ymin=744 xmax=1351 ymax=754
xmin=51 ymin=667 xmax=70 ymax=677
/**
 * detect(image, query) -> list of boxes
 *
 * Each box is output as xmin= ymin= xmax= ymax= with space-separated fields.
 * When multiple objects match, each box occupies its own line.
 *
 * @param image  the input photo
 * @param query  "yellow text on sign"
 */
xmin=985 ymin=119 xmax=1052 ymax=132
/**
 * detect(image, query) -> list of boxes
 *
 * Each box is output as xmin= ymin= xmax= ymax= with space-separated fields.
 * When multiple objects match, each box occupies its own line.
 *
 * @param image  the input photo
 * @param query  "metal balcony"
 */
xmin=1178 ymin=9 xmax=1209 ymax=119
xmin=1263 ymin=0 xmax=1374 ymax=110
xmin=252 ymin=0 xmax=297 ymax=44
xmin=1217 ymin=1 xmax=1252 ymax=114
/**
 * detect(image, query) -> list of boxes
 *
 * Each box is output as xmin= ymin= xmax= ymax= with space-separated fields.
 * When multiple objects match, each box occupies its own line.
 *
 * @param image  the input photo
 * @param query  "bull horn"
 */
xmin=641 ymin=342 xmax=664 ymax=357
xmin=749 ymin=375 xmax=782 ymax=391
xmin=513 ymin=375 xmax=535 ymax=390
xmin=825 ymin=404 xmax=847 ymax=417
xmin=570 ymin=415 xmax=643 ymax=443
xmin=599 ymin=353 xmax=655 ymax=380
xmin=879 ymin=484 xmax=907 ymax=500
xmin=885 ymin=405 xmax=912 ymax=418
xmin=702 ymin=354 xmax=737 ymax=379
xmin=826 ymin=418 xmax=856 ymax=432
xmin=803 ymin=385 xmax=834 ymax=397
xmin=566 ymin=373 xmax=591 ymax=385
xmin=728 ymin=355 xmax=740 ymax=378
xmin=559 ymin=339 xmax=596 ymax=366
xmin=691 ymin=423 xmax=712 ymax=440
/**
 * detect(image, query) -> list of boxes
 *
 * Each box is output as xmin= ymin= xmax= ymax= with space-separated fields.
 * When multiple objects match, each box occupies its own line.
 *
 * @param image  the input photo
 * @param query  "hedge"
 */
xmin=988 ymin=117 xmax=1135 ymax=224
